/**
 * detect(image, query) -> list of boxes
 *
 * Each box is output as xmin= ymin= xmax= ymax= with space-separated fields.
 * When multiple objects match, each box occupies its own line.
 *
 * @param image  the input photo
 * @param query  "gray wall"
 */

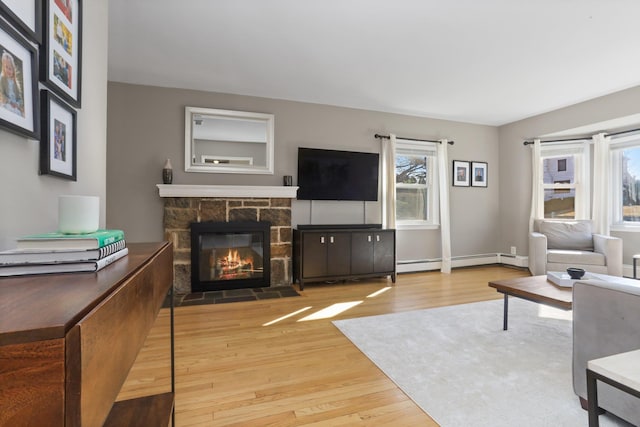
xmin=0 ymin=0 xmax=108 ymax=251
xmin=498 ymin=85 xmax=640 ymax=263
xmin=106 ymin=83 xmax=501 ymax=262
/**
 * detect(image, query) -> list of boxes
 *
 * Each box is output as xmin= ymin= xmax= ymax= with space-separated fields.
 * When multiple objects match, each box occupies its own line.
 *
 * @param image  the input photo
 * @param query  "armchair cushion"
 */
xmin=539 ymin=220 xmax=594 ymax=251
xmin=546 ymin=249 xmax=605 ymax=266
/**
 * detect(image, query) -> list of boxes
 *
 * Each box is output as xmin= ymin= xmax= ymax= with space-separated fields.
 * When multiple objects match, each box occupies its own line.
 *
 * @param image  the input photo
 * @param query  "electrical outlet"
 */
xmin=510 ymin=246 xmax=517 ymax=255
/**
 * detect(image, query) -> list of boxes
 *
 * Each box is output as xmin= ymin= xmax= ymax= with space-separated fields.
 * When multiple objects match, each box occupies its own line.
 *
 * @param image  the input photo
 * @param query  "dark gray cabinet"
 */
xmin=294 ymin=226 xmax=396 ymax=290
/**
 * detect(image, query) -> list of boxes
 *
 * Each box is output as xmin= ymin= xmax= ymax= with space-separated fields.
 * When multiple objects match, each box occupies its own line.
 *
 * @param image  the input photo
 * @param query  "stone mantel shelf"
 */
xmin=157 ymin=184 xmax=299 ymax=199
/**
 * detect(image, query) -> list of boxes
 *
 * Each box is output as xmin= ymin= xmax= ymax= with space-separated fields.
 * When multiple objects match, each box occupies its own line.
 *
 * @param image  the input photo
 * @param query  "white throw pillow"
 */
xmin=540 ymin=220 xmax=594 ymax=251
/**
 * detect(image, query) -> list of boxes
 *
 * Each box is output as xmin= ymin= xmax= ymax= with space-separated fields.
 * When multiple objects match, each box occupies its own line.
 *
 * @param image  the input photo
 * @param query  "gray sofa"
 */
xmin=529 ymin=219 xmax=622 ymax=277
xmin=573 ymin=277 xmax=640 ymax=425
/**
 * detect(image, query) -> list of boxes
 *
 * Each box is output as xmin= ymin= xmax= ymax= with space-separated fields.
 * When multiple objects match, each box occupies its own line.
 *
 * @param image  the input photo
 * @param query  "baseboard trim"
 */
xmin=397 ymin=253 xmax=529 ymax=273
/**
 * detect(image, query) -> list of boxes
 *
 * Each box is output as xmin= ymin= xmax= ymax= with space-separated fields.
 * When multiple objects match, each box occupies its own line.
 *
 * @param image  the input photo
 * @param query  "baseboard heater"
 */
xmin=397 ymin=253 xmax=528 ymax=273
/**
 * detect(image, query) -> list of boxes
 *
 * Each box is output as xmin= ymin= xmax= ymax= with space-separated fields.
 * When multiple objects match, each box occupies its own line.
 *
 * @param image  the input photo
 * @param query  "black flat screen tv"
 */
xmin=297 ymin=147 xmax=379 ymax=201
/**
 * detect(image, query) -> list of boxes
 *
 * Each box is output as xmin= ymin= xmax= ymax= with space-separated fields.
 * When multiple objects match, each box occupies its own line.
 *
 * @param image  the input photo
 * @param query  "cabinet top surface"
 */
xmin=0 ymin=242 xmax=170 ymax=346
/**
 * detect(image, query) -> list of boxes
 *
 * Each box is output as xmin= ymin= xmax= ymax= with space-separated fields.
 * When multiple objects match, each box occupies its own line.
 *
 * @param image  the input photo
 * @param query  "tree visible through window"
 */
xmin=621 ymin=146 xmax=640 ymax=221
xmin=396 ymin=154 xmax=428 ymax=221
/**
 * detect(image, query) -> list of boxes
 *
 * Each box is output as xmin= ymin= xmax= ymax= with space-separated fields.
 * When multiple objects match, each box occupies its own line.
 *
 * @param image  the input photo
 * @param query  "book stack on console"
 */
xmin=0 ymin=229 xmax=128 ymax=277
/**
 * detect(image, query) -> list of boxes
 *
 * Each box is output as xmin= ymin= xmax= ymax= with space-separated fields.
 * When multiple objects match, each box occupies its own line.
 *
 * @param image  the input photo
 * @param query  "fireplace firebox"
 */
xmin=190 ymin=221 xmax=271 ymax=291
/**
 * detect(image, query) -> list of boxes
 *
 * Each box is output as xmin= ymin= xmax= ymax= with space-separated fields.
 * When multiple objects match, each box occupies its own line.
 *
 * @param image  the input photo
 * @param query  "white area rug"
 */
xmin=333 ymin=298 xmax=631 ymax=427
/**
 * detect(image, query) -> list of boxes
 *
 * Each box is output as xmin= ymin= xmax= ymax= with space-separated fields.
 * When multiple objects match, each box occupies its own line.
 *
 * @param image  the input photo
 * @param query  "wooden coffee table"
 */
xmin=488 ymin=275 xmax=573 ymax=330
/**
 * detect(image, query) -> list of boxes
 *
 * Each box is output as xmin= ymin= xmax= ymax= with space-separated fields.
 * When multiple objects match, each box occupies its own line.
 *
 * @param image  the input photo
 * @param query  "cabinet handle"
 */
xmin=320 ymin=236 xmax=325 ymax=244
xmin=368 ymin=235 xmax=372 ymax=242
xmin=376 ymin=235 xmax=380 ymax=242
xmin=330 ymin=236 xmax=334 ymax=244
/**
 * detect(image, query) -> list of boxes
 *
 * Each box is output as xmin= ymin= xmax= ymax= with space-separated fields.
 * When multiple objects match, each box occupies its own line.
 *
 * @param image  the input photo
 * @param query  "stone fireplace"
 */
xmin=158 ymin=185 xmax=297 ymax=294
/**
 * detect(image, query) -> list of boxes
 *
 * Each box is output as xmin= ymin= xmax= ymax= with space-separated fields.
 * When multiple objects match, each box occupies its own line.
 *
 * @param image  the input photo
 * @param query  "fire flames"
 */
xmin=212 ymin=249 xmax=255 ymax=279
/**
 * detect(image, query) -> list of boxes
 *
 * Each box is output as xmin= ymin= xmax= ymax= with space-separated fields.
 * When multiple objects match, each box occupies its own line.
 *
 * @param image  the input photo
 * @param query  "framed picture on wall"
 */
xmin=39 ymin=89 xmax=76 ymax=180
xmin=0 ymin=18 xmax=38 ymax=139
xmin=452 ymin=160 xmax=470 ymax=187
xmin=471 ymin=161 xmax=488 ymax=187
xmin=0 ymin=0 xmax=42 ymax=43
xmin=41 ymin=0 xmax=82 ymax=108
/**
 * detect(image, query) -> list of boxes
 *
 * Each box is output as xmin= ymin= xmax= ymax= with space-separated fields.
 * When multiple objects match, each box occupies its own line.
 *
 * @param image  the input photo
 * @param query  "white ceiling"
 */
xmin=107 ymin=0 xmax=640 ymax=126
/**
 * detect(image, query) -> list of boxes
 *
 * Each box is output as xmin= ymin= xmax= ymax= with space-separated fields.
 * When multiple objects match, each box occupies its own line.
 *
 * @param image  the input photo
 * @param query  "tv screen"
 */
xmin=297 ymin=147 xmax=379 ymax=201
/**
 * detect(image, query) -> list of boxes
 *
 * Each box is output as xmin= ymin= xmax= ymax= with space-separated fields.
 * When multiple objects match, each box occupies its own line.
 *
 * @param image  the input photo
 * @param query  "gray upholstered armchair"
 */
xmin=528 ymin=219 xmax=622 ymax=277
xmin=573 ymin=278 xmax=640 ymax=425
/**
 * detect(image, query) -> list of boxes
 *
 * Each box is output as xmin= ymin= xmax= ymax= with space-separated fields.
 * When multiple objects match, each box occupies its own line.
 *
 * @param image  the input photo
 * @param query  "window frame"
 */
xmin=536 ymin=142 xmax=590 ymax=220
xmin=394 ymin=140 xmax=439 ymax=230
xmin=610 ymin=133 xmax=640 ymax=230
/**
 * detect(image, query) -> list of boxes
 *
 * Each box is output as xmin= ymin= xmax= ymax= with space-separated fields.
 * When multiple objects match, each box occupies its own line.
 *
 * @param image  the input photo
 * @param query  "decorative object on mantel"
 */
xmin=162 ymin=158 xmax=173 ymax=184
xmin=283 ymin=175 xmax=292 ymax=186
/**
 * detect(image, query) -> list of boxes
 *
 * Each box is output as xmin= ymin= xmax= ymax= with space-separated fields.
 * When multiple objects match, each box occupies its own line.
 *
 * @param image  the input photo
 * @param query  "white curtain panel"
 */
xmin=592 ymin=132 xmax=611 ymax=235
xmin=381 ymin=134 xmax=397 ymax=229
xmin=529 ymin=139 xmax=542 ymax=232
xmin=437 ymin=140 xmax=451 ymax=274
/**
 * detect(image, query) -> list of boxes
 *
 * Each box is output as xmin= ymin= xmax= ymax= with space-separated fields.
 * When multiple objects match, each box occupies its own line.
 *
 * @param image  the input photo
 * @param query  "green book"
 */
xmin=16 ymin=229 xmax=125 ymax=250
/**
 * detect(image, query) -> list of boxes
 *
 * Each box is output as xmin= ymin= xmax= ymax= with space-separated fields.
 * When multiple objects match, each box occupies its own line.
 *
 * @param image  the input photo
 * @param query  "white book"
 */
xmin=0 ymin=248 xmax=129 ymax=277
xmin=0 ymin=240 xmax=127 ymax=264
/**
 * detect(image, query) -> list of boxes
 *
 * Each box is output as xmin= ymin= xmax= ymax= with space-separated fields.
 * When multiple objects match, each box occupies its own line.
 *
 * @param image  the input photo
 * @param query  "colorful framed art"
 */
xmin=39 ymin=89 xmax=76 ymax=180
xmin=0 ymin=18 xmax=38 ymax=139
xmin=41 ymin=0 xmax=81 ymax=107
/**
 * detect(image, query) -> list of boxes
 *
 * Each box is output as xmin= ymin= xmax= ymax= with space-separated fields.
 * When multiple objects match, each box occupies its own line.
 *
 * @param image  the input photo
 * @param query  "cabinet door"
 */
xmin=327 ymin=232 xmax=351 ymax=276
xmin=302 ymin=232 xmax=328 ymax=278
xmin=351 ymin=232 xmax=374 ymax=275
xmin=373 ymin=231 xmax=395 ymax=273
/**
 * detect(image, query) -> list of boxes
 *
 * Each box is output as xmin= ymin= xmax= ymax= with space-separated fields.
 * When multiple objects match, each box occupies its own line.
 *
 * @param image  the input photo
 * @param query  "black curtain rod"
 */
xmin=523 ymin=127 xmax=640 ymax=146
xmin=522 ymin=137 xmax=588 ymax=146
xmin=606 ymin=127 xmax=640 ymax=137
xmin=375 ymin=133 xmax=455 ymax=145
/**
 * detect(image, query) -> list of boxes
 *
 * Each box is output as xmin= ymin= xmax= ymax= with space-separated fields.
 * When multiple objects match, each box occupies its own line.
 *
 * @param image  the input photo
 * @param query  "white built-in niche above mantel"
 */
xmin=156 ymin=184 xmax=299 ymax=199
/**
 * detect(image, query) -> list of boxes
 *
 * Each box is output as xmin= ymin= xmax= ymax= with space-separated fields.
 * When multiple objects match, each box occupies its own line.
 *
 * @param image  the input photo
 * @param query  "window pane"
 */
xmin=396 ymin=155 xmax=427 ymax=184
xmin=622 ymin=147 xmax=640 ymax=221
xmin=543 ymin=156 xmax=574 ymax=184
xmin=544 ymin=189 xmax=575 ymax=219
xmin=396 ymin=187 xmax=427 ymax=221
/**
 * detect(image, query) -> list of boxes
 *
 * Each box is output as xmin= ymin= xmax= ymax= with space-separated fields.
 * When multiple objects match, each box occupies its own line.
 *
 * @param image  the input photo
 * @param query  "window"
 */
xmin=543 ymin=156 xmax=575 ymax=218
xmin=557 ymin=158 xmax=567 ymax=172
xmin=395 ymin=141 xmax=438 ymax=227
xmin=611 ymin=134 xmax=640 ymax=225
xmin=535 ymin=142 xmax=590 ymax=220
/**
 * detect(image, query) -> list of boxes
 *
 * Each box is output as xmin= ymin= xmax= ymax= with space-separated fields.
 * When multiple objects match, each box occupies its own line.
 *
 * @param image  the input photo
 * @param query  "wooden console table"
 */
xmin=0 ymin=242 xmax=174 ymax=427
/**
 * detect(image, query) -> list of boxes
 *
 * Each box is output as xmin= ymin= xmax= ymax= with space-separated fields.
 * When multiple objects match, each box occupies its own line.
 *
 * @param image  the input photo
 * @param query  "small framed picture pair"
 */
xmin=452 ymin=160 xmax=470 ymax=187
xmin=471 ymin=161 xmax=488 ymax=187
xmin=39 ymin=89 xmax=76 ymax=180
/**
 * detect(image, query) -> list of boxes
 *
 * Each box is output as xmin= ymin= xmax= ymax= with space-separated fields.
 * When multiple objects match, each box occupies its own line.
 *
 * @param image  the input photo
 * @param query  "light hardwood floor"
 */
xmin=118 ymin=265 xmax=530 ymax=426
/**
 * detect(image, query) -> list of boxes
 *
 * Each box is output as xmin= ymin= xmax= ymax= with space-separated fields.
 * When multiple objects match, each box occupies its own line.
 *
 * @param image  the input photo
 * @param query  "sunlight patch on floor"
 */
xmin=367 ymin=287 xmax=391 ymax=298
xmin=263 ymin=307 xmax=312 ymax=326
xmin=537 ymin=304 xmax=573 ymax=321
xmin=298 ymin=301 xmax=363 ymax=321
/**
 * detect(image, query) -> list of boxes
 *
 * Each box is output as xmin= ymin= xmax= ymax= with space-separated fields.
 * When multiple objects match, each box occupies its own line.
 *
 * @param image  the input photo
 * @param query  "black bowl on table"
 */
xmin=567 ymin=267 xmax=586 ymax=280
